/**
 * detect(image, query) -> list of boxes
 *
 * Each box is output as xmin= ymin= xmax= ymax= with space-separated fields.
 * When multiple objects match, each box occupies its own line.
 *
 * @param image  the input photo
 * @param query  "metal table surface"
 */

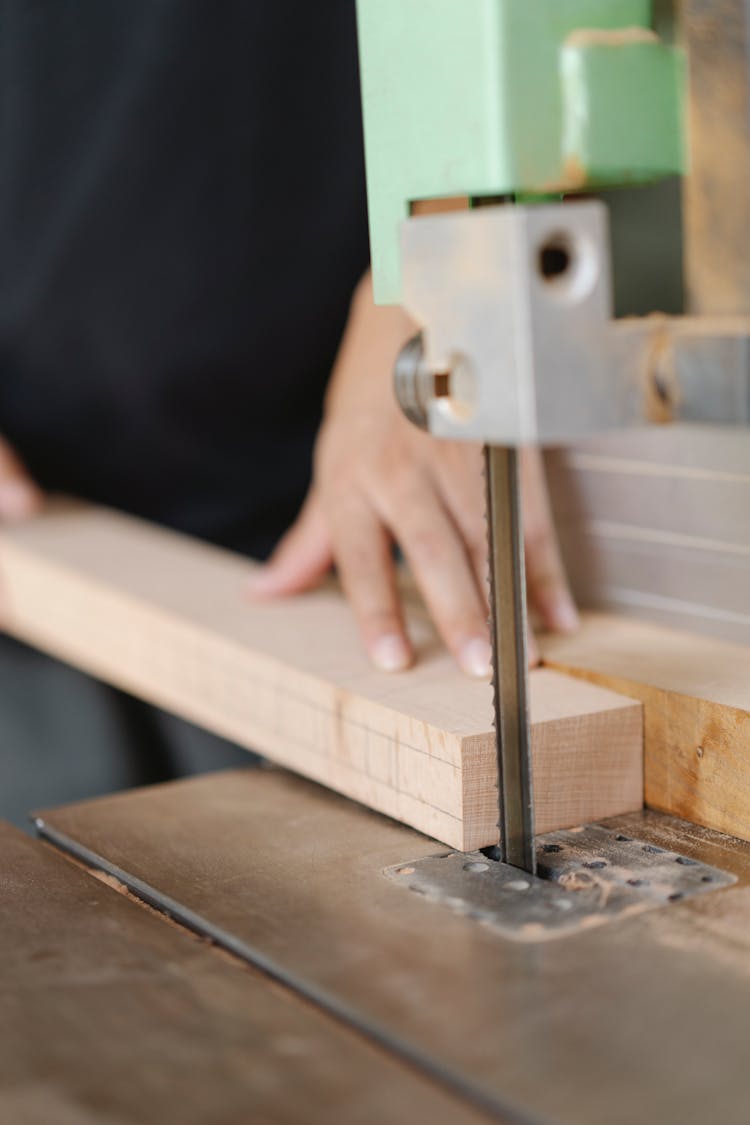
xmin=36 ymin=766 xmax=750 ymax=1125
xmin=0 ymin=819 xmax=492 ymax=1125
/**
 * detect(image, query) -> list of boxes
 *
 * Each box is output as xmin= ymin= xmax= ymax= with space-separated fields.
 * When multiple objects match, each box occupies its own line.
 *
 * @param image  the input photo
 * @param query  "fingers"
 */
xmin=433 ymin=442 xmax=490 ymax=607
xmin=0 ymin=436 xmax=42 ymax=522
xmin=329 ymin=500 xmax=412 ymax=672
xmin=383 ymin=478 xmax=492 ymax=679
xmin=435 ymin=444 xmax=543 ymax=669
xmin=527 ymin=628 xmax=540 ymax=669
xmin=436 ymin=443 xmax=570 ymax=664
xmin=258 ymin=456 xmax=542 ymax=680
xmin=248 ymin=492 xmax=333 ymax=597
xmin=521 ymin=448 xmax=579 ymax=634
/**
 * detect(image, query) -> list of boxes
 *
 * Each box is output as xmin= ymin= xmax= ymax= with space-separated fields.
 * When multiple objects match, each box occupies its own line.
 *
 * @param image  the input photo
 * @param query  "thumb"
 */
xmin=0 ymin=436 xmax=43 ymax=522
xmin=247 ymin=490 xmax=333 ymax=598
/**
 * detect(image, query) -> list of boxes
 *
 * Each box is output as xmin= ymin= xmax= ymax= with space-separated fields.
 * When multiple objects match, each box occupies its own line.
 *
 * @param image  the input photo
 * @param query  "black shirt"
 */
xmin=0 ymin=1 xmax=369 ymax=557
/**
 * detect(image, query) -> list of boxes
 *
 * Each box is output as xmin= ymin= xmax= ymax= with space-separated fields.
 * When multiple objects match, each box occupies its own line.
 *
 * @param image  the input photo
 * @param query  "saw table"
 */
xmin=3 ymin=766 xmax=749 ymax=1124
xmin=3 ymin=2 xmax=750 ymax=1121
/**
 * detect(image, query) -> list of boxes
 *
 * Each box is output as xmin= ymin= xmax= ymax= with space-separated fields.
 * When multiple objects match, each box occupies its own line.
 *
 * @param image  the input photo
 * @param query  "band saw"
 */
xmin=3 ymin=3 xmax=750 ymax=1123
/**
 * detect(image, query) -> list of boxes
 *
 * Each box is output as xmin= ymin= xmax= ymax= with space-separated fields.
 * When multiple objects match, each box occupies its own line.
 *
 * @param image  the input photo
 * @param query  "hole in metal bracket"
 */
xmin=538 ymin=235 xmax=573 ymax=281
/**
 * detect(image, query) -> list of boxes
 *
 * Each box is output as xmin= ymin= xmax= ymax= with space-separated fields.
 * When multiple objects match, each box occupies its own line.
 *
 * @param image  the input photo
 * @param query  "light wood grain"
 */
xmin=0 ymin=502 xmax=643 ymax=850
xmin=542 ymin=614 xmax=750 ymax=843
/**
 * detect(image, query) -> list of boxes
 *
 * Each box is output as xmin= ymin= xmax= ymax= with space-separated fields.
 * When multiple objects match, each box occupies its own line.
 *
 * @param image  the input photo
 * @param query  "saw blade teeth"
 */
xmin=483 ymin=444 xmax=536 ymax=873
xmin=482 ymin=443 xmax=505 ymax=827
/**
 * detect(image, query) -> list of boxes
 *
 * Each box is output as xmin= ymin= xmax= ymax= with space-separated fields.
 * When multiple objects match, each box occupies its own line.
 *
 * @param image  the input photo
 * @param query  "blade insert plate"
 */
xmin=484 ymin=445 xmax=536 ymax=875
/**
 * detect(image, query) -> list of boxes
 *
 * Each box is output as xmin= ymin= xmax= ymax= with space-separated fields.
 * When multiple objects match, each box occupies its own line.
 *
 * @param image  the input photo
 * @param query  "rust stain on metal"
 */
xmin=538 ymin=156 xmax=589 ymax=194
xmin=641 ymin=314 xmax=682 ymax=424
xmin=560 ymin=155 xmax=588 ymax=190
xmin=410 ymin=196 xmax=470 ymax=217
xmin=564 ymin=26 xmax=658 ymax=49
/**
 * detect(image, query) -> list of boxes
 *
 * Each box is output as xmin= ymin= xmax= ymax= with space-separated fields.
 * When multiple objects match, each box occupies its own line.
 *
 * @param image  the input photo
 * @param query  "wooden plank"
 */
xmin=541 ymin=613 xmax=750 ymax=842
xmin=0 ymin=502 xmax=643 ymax=851
xmin=0 ymin=820 xmax=489 ymax=1125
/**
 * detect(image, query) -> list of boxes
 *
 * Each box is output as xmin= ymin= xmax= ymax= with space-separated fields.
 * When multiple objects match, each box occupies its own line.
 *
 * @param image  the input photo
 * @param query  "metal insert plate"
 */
xmin=385 ymin=823 xmax=736 ymax=941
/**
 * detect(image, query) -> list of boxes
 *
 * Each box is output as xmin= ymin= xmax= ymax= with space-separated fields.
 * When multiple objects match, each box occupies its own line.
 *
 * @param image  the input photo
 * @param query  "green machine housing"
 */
xmin=356 ymin=0 xmax=686 ymax=305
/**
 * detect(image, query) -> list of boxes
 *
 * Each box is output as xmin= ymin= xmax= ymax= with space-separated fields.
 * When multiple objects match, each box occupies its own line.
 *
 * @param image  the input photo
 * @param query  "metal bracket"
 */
xmin=385 ymin=823 xmax=736 ymax=942
xmin=399 ymin=203 xmax=750 ymax=446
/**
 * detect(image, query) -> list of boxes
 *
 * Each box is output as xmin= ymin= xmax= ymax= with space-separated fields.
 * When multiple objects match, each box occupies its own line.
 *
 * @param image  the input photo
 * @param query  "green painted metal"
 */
xmin=560 ymin=37 xmax=684 ymax=185
xmin=356 ymin=0 xmax=686 ymax=303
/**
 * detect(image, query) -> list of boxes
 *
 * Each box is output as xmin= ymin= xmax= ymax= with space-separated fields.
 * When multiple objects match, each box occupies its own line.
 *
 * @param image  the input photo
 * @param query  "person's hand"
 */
xmin=0 ymin=435 xmax=43 ymax=622
xmin=0 ymin=436 xmax=42 ymax=523
xmin=249 ymin=272 xmax=578 ymax=676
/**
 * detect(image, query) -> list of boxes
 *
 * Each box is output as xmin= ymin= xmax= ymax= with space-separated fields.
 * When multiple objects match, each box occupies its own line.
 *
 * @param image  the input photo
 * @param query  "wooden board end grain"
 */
xmin=461 ymin=669 xmax=643 ymax=850
xmin=0 ymin=502 xmax=644 ymax=850
xmin=541 ymin=614 xmax=750 ymax=843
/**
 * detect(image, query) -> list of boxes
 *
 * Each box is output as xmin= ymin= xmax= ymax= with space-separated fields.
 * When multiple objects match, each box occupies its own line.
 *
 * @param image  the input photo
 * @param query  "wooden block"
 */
xmin=541 ymin=614 xmax=750 ymax=843
xmin=0 ymin=502 xmax=643 ymax=850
